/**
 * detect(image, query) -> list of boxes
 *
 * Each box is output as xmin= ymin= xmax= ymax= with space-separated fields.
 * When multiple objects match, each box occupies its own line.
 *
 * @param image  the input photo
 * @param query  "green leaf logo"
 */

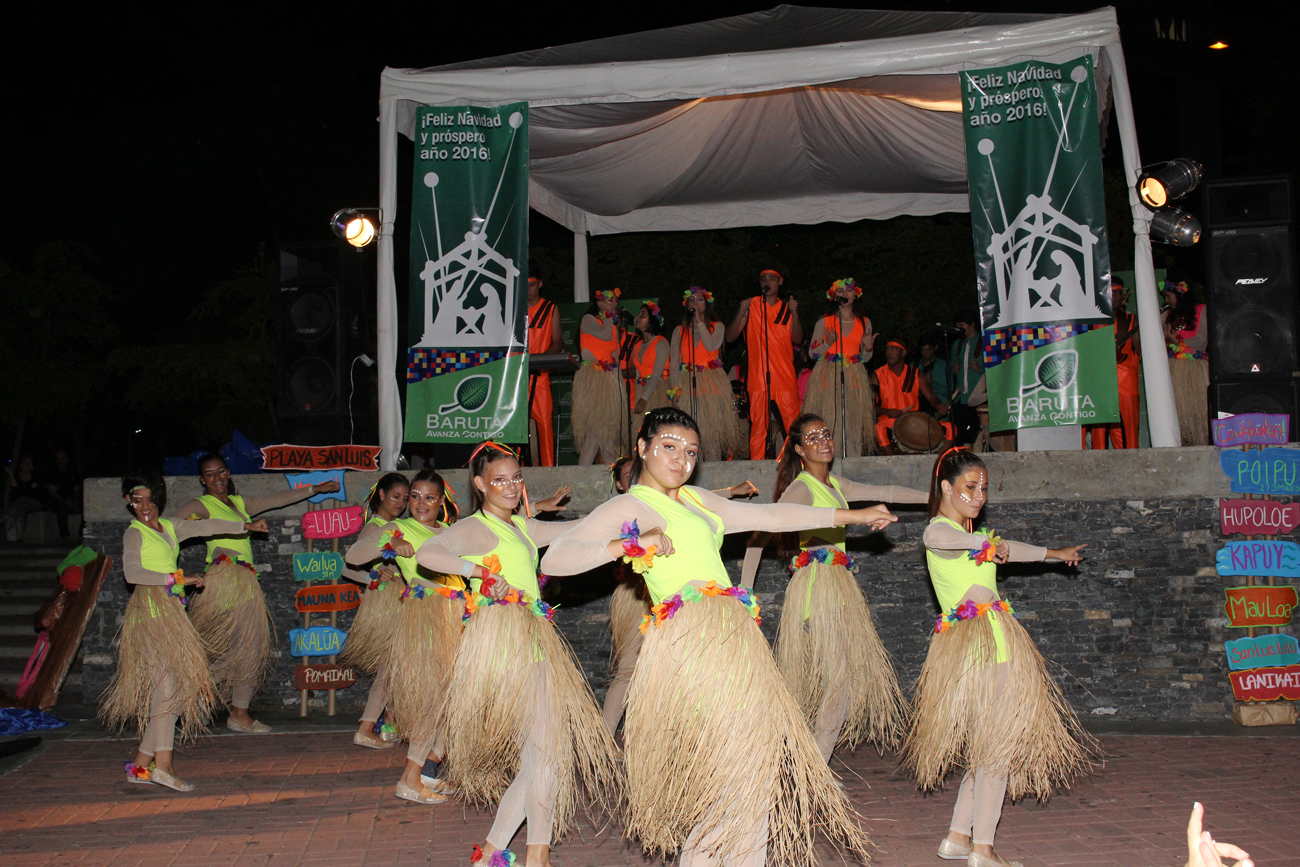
xmin=1021 ymin=349 xmax=1078 ymax=397
xmin=438 ymin=374 xmax=492 ymax=413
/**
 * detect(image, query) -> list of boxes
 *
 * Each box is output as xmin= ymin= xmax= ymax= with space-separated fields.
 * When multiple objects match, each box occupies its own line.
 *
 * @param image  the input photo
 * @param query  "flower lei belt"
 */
xmin=824 ymin=352 xmax=861 ymax=364
xmin=639 ymin=580 xmax=760 ymax=633
xmin=584 ymin=359 xmax=618 ymax=371
xmin=934 ymin=598 xmax=1016 ymax=634
xmin=1167 ymin=339 xmax=1207 ymax=361
xmin=165 ymin=570 xmax=188 ymax=606
xmin=213 ymin=553 xmax=259 ymax=578
xmin=679 ymin=359 xmax=724 ymax=372
xmin=789 ymin=546 xmax=854 ymax=572
xmin=969 ymin=532 xmax=1003 ymax=565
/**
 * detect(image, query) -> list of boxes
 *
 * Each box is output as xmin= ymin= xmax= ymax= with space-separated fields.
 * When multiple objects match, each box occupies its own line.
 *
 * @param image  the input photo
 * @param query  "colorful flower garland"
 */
xmin=379 ymin=528 xmax=404 ymax=560
xmin=594 ymin=288 xmax=621 ymax=301
xmin=639 ymin=580 xmax=760 ymax=633
xmin=934 ymin=598 xmax=1016 ymax=634
xmin=1167 ymin=338 xmax=1207 ymax=361
xmin=824 ymin=352 xmax=861 ymax=364
xmin=213 ymin=553 xmax=259 ymax=579
xmin=125 ymin=760 xmax=151 ymax=781
xmin=789 ymin=546 xmax=854 ymax=572
xmin=367 ymin=567 xmax=395 ymax=591
xmin=969 ymin=531 xmax=1003 ymax=565
xmin=826 ymin=277 xmax=862 ymax=300
xmin=471 ymin=845 xmax=517 ymax=867
xmin=682 ymin=287 xmax=714 ymax=305
xmin=165 ymin=570 xmax=188 ymax=606
xmin=619 ymin=519 xmax=657 ymax=574
xmin=584 ymin=358 xmax=618 ymax=371
xmin=679 ymin=358 xmax=724 ymax=372
xmin=665 ymin=385 xmax=683 ymax=401
xmin=645 ymin=301 xmax=663 ymax=325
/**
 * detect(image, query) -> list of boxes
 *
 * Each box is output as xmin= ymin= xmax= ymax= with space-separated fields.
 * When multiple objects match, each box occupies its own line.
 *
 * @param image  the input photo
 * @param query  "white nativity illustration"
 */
xmin=416 ymin=111 xmax=525 ymax=349
xmin=978 ymin=65 xmax=1106 ymax=329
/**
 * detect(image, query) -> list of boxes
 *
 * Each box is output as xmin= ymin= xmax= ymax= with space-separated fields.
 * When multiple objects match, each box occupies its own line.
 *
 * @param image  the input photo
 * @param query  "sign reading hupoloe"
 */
xmin=301 ymin=506 xmax=364 ymax=540
xmin=1211 ymin=413 xmax=1290 ymax=447
xmin=1229 ymin=664 xmax=1300 ymax=702
xmin=1220 ymin=449 xmax=1300 ymax=495
xmin=1216 ymin=541 xmax=1300 ymax=578
xmin=1220 ymin=498 xmax=1300 ymax=536
xmin=292 ymin=551 xmax=346 ymax=582
xmin=288 ymin=626 xmax=347 ymax=657
xmin=1225 ymin=633 xmax=1300 ymax=671
xmin=294 ymin=663 xmax=357 ymax=691
xmin=261 ymin=444 xmax=381 ymax=471
xmin=1224 ymin=585 xmax=1298 ymax=628
xmin=295 ymin=583 xmax=362 ymax=613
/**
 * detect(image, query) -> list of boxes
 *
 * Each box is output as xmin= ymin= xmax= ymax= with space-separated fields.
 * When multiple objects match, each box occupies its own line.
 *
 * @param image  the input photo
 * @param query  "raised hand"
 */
xmin=1050 ymin=544 xmax=1088 ymax=566
xmin=639 ymin=527 xmax=674 ymax=558
xmin=245 ymin=519 xmax=269 ymax=534
xmin=727 ymin=481 xmax=759 ymax=499
xmin=313 ymin=480 xmax=342 ymax=495
xmin=535 ymin=485 xmax=572 ymax=512
xmin=182 ymin=573 xmax=205 ymax=588
xmin=389 ymin=539 xmax=416 ymax=558
xmin=1185 ymin=802 xmax=1251 ymax=867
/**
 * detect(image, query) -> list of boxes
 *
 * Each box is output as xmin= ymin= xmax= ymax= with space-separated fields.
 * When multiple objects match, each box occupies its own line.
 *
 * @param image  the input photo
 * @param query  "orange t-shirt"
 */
xmin=744 ymin=296 xmax=796 ymax=389
xmin=528 ymin=298 xmax=556 ymax=355
xmin=679 ymin=323 xmax=723 ymax=370
xmin=877 ymin=363 xmax=920 ymax=413
xmin=820 ymin=315 xmax=864 ymax=361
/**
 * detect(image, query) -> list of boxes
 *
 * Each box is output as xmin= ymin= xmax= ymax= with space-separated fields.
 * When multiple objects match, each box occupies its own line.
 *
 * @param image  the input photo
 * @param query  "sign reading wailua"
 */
xmin=1219 ymin=498 xmax=1300 ymax=536
xmin=1225 ymin=633 xmax=1300 ymax=671
xmin=1220 ymin=449 xmax=1300 ymax=495
xmin=1216 ymin=541 xmax=1300 ymax=579
xmin=1211 ymin=413 xmax=1290 ymax=448
xmin=292 ymin=551 xmax=346 ymax=582
xmin=404 ymin=104 xmax=530 ymax=443
xmin=962 ymin=56 xmax=1119 ymax=432
xmin=288 ymin=625 xmax=347 ymax=657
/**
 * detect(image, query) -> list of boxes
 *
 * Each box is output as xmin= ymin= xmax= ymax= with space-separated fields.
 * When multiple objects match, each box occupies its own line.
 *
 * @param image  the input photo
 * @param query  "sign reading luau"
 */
xmin=404 ymin=102 xmax=530 ymax=443
xmin=301 ymin=506 xmax=364 ymax=540
xmin=962 ymin=56 xmax=1119 ymax=432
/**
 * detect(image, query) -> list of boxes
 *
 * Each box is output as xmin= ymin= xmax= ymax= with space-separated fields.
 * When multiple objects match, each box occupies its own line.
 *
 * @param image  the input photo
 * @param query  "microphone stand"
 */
xmin=838 ymin=308 xmax=848 ymax=459
xmin=685 ymin=311 xmax=699 ymax=422
xmin=619 ymin=312 xmax=636 ymax=454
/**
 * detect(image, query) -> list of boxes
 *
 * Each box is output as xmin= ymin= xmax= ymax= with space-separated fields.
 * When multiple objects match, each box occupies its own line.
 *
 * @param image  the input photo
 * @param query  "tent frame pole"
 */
xmin=573 ymin=232 xmax=590 ymax=303
xmin=377 ymin=98 xmax=402 ymax=471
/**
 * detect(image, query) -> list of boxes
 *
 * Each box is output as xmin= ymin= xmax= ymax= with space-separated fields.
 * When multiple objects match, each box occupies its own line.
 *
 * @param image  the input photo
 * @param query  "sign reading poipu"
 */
xmin=1220 ymin=498 xmax=1300 ymax=536
xmin=1225 ymin=633 xmax=1300 ymax=671
xmin=294 ymin=663 xmax=357 ymax=691
xmin=295 ymin=583 xmax=362 ymax=613
xmin=1220 ymin=448 xmax=1300 ymax=495
xmin=301 ymin=506 xmax=364 ymax=540
xmin=1229 ymin=663 xmax=1300 ymax=702
xmin=1224 ymin=585 xmax=1298 ymax=628
xmin=1211 ymin=413 xmax=1290 ymax=447
xmin=404 ymin=103 xmax=530 ymax=444
xmin=285 ymin=469 xmax=346 ymax=504
xmin=261 ymin=444 xmax=381 ymax=471
xmin=292 ymin=551 xmax=346 ymax=582
xmin=962 ymin=55 xmax=1119 ymax=432
xmin=1216 ymin=541 xmax=1300 ymax=578
xmin=288 ymin=626 xmax=347 ymax=657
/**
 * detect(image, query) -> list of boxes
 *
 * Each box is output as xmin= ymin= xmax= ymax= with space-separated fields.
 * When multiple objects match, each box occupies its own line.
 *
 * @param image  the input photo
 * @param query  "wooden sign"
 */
xmin=1224 ymin=585 xmax=1298 ymax=628
xmin=286 ymin=469 xmax=346 ymax=504
xmin=261 ymin=443 xmax=381 ymax=471
xmin=1220 ymin=498 xmax=1300 ymax=536
xmin=1229 ymin=664 xmax=1300 ymax=702
xmin=1216 ymin=541 xmax=1300 ymax=578
xmin=1221 ymin=448 xmax=1300 ymax=495
xmin=1226 ymin=633 xmax=1300 ymax=671
xmin=295 ymin=583 xmax=362 ymax=613
xmin=294 ymin=663 xmax=357 ymax=690
xmin=293 ymin=551 xmax=346 ymax=582
xmin=1212 ymin=413 xmax=1290 ymax=447
xmin=302 ymin=506 xmax=364 ymax=540
xmin=288 ymin=625 xmax=347 ymax=657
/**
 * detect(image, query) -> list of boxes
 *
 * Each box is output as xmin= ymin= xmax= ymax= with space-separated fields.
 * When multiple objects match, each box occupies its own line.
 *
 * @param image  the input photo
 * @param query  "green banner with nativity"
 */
xmin=404 ymin=103 xmax=530 ymax=443
xmin=962 ymin=55 xmax=1119 ymax=432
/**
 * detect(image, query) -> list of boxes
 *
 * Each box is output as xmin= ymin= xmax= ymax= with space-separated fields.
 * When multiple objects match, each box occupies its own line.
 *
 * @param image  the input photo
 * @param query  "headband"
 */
xmin=1159 ymin=279 xmax=1189 ymax=294
xmin=528 ymin=277 xmax=541 ymax=285
xmin=683 ymin=287 xmax=714 ymax=306
xmin=362 ymin=479 xmax=382 ymax=520
xmin=130 ymin=485 xmax=149 ymax=493
xmin=644 ymin=301 xmax=663 ymax=325
xmin=759 ymin=269 xmax=781 ymax=278
xmin=827 ymin=278 xmax=862 ymax=300
xmin=594 ymin=288 xmax=621 ymax=300
xmin=887 ymin=340 xmax=907 ymax=353
xmin=934 ymin=445 xmax=969 ymax=476
xmin=467 ymin=441 xmax=531 ymax=517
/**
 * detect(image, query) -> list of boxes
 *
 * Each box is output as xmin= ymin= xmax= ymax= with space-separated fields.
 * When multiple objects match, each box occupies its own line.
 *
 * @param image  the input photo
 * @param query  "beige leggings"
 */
xmin=679 ymin=804 xmax=770 ymax=867
xmin=949 ymin=661 xmax=1010 ymax=846
xmin=487 ymin=664 xmax=558 ymax=848
xmin=139 ymin=673 xmax=178 ymax=756
xmin=360 ymin=666 xmax=389 ymax=723
xmin=813 ymin=670 xmax=851 ymax=764
xmin=407 ymin=729 xmax=446 ymax=766
xmin=602 ymin=635 xmax=640 ymax=735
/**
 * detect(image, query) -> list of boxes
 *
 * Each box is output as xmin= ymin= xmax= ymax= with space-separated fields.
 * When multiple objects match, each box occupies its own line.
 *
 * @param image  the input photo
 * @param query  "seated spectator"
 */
xmin=4 ymin=455 xmax=47 ymax=542
xmin=44 ymin=448 xmax=83 ymax=538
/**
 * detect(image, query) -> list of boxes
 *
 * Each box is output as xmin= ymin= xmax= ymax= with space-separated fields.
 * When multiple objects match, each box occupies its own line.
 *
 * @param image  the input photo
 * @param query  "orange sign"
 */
xmin=294 ymin=583 xmax=362 ymax=613
xmin=261 ymin=444 xmax=381 ymax=471
xmin=294 ymin=663 xmax=357 ymax=690
xmin=1223 ymin=585 xmax=1298 ymax=628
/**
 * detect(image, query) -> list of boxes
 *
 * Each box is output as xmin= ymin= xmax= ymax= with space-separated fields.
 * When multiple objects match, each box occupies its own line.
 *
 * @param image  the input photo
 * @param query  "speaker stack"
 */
xmin=276 ymin=241 xmax=367 ymax=444
xmin=1205 ymin=177 xmax=1299 ymax=439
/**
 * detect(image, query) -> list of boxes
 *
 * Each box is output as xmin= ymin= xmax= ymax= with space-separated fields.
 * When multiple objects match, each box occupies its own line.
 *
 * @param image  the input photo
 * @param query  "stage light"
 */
xmin=330 ymin=208 xmax=377 ymax=248
xmin=1137 ymin=159 xmax=1204 ymax=209
xmin=1149 ymin=207 xmax=1202 ymax=247
xmin=1209 ymin=41 xmax=1228 ymax=49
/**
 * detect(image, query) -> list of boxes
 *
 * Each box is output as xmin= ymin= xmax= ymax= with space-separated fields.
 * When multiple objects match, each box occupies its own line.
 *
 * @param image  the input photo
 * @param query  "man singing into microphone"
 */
xmin=726 ymin=267 xmax=802 ymax=460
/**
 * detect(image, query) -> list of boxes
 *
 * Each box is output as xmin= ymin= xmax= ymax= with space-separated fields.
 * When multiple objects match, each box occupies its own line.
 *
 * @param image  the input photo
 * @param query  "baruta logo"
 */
xmin=1236 ymin=278 xmax=1268 ymax=285
xmin=438 ymin=374 xmax=492 ymax=414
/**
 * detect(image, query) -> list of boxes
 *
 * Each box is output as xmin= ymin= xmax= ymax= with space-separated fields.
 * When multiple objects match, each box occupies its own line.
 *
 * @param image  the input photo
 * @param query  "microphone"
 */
xmin=934 ymin=322 xmax=964 ymax=334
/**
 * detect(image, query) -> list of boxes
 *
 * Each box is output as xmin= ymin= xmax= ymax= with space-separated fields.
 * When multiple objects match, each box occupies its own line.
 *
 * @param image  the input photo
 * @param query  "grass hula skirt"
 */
xmin=687 ymin=366 xmax=745 ymax=461
xmin=388 ymin=587 xmax=463 ymax=746
xmin=98 ymin=585 xmax=218 ymax=744
xmin=338 ymin=569 xmax=403 ymax=675
xmin=188 ymin=556 xmax=272 ymax=702
xmin=608 ymin=576 xmax=650 ymax=674
xmin=775 ymin=554 xmax=906 ymax=751
xmin=1169 ymin=356 xmax=1209 ymax=446
xmin=903 ymin=610 xmax=1096 ymax=801
xmin=571 ymin=364 xmax=628 ymax=461
xmin=441 ymin=600 xmax=621 ymax=838
xmin=626 ymin=593 xmax=870 ymax=866
xmin=801 ymin=358 xmax=876 ymax=456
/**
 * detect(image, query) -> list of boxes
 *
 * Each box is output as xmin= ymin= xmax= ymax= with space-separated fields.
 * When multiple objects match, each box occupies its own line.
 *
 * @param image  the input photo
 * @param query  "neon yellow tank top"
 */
xmin=925 ymin=515 xmax=1007 ymax=662
xmin=394 ymin=517 xmax=466 ymax=590
xmin=197 ymin=493 xmax=252 ymax=564
xmin=130 ymin=518 xmax=179 ymax=573
xmin=464 ymin=513 xmax=539 ymax=598
xmin=793 ymin=471 xmax=847 ymax=550
xmin=627 ymin=485 xmax=728 ymax=604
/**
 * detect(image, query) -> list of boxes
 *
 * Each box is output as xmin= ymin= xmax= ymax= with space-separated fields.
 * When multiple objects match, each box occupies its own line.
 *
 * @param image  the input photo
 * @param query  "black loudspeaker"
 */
xmin=276 ymin=242 xmax=366 ymax=438
xmin=1211 ymin=377 xmax=1299 ymax=442
xmin=1204 ymin=178 xmax=1295 ymax=381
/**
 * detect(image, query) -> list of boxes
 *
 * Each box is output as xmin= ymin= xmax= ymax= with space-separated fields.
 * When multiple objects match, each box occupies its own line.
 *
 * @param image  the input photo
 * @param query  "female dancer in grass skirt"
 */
xmin=631 ymin=301 xmax=671 ymax=432
xmin=101 ymin=472 xmax=257 ymax=792
xmin=671 ymin=287 xmax=744 ymax=462
xmin=543 ymin=408 xmax=895 ymax=867
xmin=341 ymin=472 xmax=410 ymax=749
xmin=801 ymin=279 xmax=878 ymax=456
xmin=904 ymin=448 xmax=1093 ymax=867
xmin=1160 ymin=279 xmax=1210 ymax=446
xmin=573 ymin=288 xmax=629 ymax=465
xmin=740 ymin=413 xmax=926 ymax=762
xmin=415 ymin=443 xmax=618 ymax=867
xmin=173 ymin=453 xmax=340 ymax=733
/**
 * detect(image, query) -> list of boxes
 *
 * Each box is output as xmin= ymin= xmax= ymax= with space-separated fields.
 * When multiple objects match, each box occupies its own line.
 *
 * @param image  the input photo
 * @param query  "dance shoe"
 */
xmin=966 ymin=851 xmax=1022 ymax=867
xmin=427 ymin=778 xmax=458 ymax=797
xmin=937 ymin=837 xmax=972 ymax=860
xmin=395 ymin=780 xmax=447 ymax=804
xmin=149 ymin=768 xmax=195 ymax=792
xmin=226 ymin=717 xmax=272 ymax=734
xmin=354 ymin=732 xmax=396 ymax=750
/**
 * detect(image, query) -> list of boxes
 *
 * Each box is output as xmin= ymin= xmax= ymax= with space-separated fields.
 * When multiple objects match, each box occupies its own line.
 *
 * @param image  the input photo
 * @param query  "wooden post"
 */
xmin=328 ymin=497 xmax=340 ymax=717
xmin=301 ymin=503 xmax=315 ymax=718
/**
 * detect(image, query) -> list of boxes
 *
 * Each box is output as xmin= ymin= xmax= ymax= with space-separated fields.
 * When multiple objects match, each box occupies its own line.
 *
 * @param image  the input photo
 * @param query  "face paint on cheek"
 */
xmin=959 ymin=492 xmax=974 ymax=504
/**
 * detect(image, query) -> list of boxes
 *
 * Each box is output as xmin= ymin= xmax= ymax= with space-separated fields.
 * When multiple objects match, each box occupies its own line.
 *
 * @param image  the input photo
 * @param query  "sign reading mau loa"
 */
xmin=1223 ymin=585 xmax=1298 ymax=628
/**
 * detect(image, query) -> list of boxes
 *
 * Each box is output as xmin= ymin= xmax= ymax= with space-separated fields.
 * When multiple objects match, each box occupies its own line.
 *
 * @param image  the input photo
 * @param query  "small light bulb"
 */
xmin=1209 ymin=41 xmax=1228 ymax=50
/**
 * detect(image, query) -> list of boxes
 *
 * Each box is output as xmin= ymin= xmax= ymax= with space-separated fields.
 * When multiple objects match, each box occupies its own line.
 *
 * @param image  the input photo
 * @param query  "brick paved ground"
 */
xmin=1 ymin=724 xmax=1296 ymax=867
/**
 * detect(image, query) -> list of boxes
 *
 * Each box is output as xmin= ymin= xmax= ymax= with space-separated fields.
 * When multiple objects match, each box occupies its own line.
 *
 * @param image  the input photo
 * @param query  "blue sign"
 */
xmin=1221 ymin=449 xmax=1300 ymax=495
xmin=288 ymin=626 xmax=347 ymax=658
xmin=293 ymin=551 xmax=346 ymax=582
xmin=285 ymin=469 xmax=346 ymax=504
xmin=1226 ymin=633 xmax=1300 ymax=671
xmin=1216 ymin=540 xmax=1300 ymax=578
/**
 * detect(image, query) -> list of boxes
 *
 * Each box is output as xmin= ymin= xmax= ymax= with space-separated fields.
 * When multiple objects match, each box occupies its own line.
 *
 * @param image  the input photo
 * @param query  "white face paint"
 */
xmin=640 ymin=427 xmax=700 ymax=486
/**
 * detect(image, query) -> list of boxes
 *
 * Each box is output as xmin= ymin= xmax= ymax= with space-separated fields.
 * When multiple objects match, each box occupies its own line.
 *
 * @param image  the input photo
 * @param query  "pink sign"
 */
xmin=1211 ymin=413 xmax=1289 ymax=447
xmin=1220 ymin=498 xmax=1300 ymax=536
xmin=301 ymin=505 xmax=364 ymax=540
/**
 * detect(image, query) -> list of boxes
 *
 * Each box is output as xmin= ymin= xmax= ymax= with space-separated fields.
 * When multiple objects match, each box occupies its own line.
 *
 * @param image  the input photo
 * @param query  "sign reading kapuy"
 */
xmin=404 ymin=103 xmax=530 ymax=443
xmin=962 ymin=56 xmax=1119 ymax=432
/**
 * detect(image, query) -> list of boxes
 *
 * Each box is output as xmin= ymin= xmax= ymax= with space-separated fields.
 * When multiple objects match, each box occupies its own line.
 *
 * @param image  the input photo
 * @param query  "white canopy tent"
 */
xmin=376 ymin=4 xmax=1178 ymax=469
